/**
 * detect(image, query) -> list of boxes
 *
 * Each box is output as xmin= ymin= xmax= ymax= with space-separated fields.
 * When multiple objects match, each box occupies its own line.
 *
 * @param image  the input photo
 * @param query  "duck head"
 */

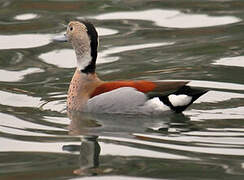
xmin=54 ymin=21 xmax=98 ymax=74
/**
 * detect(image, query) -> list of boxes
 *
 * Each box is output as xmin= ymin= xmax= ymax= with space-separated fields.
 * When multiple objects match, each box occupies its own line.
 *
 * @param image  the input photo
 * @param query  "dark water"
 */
xmin=1 ymin=0 xmax=244 ymax=179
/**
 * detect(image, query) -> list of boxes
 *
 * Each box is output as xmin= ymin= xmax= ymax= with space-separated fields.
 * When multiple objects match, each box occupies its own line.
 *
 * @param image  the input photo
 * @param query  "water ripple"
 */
xmin=186 ymin=107 xmax=244 ymax=121
xmin=131 ymin=134 xmax=244 ymax=156
xmin=0 ymin=90 xmax=41 ymax=107
xmin=14 ymin=13 xmax=39 ymax=21
xmin=0 ymin=68 xmax=43 ymax=82
xmin=213 ymin=56 xmax=244 ymax=68
xmin=0 ymin=34 xmax=51 ymax=50
xmin=92 ymin=9 xmax=241 ymax=28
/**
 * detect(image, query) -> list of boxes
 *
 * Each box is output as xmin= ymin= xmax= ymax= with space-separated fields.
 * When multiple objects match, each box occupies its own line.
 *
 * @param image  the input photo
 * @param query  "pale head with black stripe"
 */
xmin=54 ymin=20 xmax=98 ymax=74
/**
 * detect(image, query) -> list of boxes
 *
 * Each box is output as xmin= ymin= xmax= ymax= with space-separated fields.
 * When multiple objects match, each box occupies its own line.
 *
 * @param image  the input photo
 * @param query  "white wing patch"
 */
xmin=143 ymin=97 xmax=170 ymax=112
xmin=168 ymin=94 xmax=192 ymax=107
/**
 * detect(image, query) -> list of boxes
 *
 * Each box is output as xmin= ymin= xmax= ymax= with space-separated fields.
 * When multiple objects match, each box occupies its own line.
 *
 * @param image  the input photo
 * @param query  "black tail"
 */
xmin=158 ymin=86 xmax=208 ymax=113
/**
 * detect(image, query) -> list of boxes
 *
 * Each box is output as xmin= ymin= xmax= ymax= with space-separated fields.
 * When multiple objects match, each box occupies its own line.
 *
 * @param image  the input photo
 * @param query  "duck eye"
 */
xmin=70 ymin=27 xmax=73 ymax=31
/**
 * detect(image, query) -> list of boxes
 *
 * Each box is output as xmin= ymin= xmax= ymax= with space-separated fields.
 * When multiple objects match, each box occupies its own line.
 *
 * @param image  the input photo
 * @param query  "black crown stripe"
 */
xmin=80 ymin=20 xmax=98 ymax=74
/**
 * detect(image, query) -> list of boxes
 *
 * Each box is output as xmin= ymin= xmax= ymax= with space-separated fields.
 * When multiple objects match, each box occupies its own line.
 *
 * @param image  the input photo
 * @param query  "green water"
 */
xmin=0 ymin=0 xmax=244 ymax=179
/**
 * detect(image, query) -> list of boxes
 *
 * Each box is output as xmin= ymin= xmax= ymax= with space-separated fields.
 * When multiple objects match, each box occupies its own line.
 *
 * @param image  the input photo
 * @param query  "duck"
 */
xmin=53 ymin=20 xmax=207 ymax=115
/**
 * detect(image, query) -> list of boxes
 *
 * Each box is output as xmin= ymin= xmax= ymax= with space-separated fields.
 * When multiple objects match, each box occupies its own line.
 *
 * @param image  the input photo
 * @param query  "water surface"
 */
xmin=1 ymin=0 xmax=244 ymax=179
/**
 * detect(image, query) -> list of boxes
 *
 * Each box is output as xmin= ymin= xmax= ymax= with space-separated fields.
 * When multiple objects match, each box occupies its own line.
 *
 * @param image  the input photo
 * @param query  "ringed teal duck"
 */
xmin=54 ymin=21 xmax=207 ymax=115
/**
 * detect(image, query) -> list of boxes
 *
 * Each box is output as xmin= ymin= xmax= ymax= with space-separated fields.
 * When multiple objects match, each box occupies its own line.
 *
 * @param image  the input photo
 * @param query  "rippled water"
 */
xmin=1 ymin=0 xmax=244 ymax=179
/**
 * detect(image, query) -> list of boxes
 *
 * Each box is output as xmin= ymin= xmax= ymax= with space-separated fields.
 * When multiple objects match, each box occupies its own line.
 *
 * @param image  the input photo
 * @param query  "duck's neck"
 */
xmin=67 ymin=69 xmax=102 ymax=111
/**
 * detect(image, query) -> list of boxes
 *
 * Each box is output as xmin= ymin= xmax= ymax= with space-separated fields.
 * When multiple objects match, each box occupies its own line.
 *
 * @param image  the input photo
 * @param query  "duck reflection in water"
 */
xmin=63 ymin=111 xmax=198 ymax=175
xmin=63 ymin=111 xmax=101 ymax=175
xmin=63 ymin=136 xmax=101 ymax=175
